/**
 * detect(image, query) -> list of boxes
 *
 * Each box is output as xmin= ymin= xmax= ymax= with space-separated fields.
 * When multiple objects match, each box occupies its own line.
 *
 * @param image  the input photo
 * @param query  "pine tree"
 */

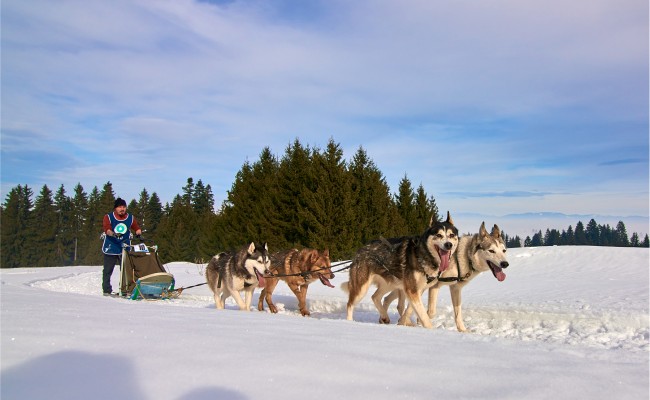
xmin=276 ymin=139 xmax=314 ymax=246
xmin=54 ymin=185 xmax=75 ymax=265
xmin=156 ymin=200 xmax=198 ymax=262
xmin=79 ymin=186 xmax=104 ymax=265
xmin=220 ymin=147 xmax=285 ymax=250
xmin=348 ymin=146 xmax=392 ymax=244
xmin=1 ymin=185 xmax=34 ymax=268
xmin=195 ymin=212 xmax=223 ymax=261
xmin=586 ymin=219 xmax=600 ymax=245
xmin=565 ymin=225 xmax=575 ymax=245
xmin=146 ymin=193 xmax=164 ymax=240
xmin=545 ymin=229 xmax=561 ymax=246
xmin=100 ymin=182 xmax=116 ymax=212
xmin=182 ymin=178 xmax=194 ymax=206
xmin=414 ymin=184 xmax=439 ymax=233
xmin=303 ymin=139 xmax=356 ymax=259
xmin=133 ymin=189 xmax=150 ymax=234
xmin=28 ymin=185 xmax=59 ymax=267
xmin=574 ymin=221 xmax=587 ymax=245
xmin=394 ymin=175 xmax=415 ymax=236
xmin=221 ymin=161 xmax=255 ymax=248
xmin=71 ymin=183 xmax=88 ymax=264
xmin=614 ymin=221 xmax=630 ymax=247
xmin=642 ymin=234 xmax=649 ymax=248
xmin=192 ymin=179 xmax=215 ymax=215
xmin=599 ymin=224 xmax=612 ymax=246
xmin=630 ymin=232 xmax=640 ymax=247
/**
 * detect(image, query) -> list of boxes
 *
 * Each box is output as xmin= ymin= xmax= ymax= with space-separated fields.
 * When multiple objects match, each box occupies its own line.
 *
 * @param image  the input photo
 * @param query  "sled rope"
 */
xmin=170 ymin=261 xmax=352 ymax=294
xmin=266 ymin=260 xmax=351 ymax=279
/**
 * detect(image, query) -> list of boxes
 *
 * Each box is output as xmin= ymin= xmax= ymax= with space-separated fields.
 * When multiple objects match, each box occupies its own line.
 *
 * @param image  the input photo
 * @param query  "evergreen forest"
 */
xmin=2 ymin=139 xmax=648 ymax=269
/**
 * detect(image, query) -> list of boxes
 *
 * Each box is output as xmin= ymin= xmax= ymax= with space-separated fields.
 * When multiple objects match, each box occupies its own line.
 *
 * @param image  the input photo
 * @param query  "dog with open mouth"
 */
xmin=342 ymin=212 xmax=459 ymax=329
xmin=388 ymin=222 xmax=510 ymax=331
xmin=205 ymin=242 xmax=270 ymax=311
xmin=258 ymin=248 xmax=334 ymax=316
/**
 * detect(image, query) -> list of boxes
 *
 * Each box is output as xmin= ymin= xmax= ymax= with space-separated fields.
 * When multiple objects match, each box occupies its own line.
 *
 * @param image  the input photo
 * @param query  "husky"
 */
xmin=390 ymin=222 xmax=510 ymax=331
xmin=205 ymin=242 xmax=271 ymax=311
xmin=341 ymin=212 xmax=459 ymax=329
xmin=257 ymin=248 xmax=335 ymax=316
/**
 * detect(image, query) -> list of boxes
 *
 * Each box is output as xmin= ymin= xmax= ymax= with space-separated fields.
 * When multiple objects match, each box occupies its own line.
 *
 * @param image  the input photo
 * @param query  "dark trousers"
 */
xmin=102 ymin=254 xmax=121 ymax=294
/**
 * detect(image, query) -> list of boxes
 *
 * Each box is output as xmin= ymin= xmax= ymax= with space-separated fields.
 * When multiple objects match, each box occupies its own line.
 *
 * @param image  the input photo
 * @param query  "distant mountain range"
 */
xmin=452 ymin=212 xmax=649 ymax=239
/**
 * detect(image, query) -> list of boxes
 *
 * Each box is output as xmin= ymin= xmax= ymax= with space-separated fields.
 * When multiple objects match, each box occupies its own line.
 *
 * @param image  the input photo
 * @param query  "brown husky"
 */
xmin=258 ymin=248 xmax=335 ymax=316
xmin=341 ymin=212 xmax=459 ymax=329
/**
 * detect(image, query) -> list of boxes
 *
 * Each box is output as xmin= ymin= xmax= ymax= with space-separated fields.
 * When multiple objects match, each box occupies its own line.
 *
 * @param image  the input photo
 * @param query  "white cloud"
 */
xmin=1 ymin=0 xmax=647 ymax=220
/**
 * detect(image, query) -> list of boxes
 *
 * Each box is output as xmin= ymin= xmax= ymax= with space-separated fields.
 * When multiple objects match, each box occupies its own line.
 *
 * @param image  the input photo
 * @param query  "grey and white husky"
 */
xmin=341 ymin=212 xmax=459 ymax=329
xmin=205 ymin=242 xmax=271 ymax=311
xmin=390 ymin=222 xmax=510 ymax=331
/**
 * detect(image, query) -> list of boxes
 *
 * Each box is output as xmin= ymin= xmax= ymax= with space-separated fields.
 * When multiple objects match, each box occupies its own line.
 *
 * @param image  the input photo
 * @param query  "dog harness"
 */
xmin=437 ymin=255 xmax=474 ymax=283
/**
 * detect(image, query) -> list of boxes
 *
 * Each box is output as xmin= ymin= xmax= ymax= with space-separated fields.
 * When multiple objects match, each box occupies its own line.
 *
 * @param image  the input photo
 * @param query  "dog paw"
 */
xmin=379 ymin=317 xmax=391 ymax=324
xmin=300 ymin=309 xmax=311 ymax=317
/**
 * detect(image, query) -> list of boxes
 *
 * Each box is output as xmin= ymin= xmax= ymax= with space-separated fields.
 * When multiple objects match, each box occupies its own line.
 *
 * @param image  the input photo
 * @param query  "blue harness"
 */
xmin=102 ymin=213 xmax=133 ymax=255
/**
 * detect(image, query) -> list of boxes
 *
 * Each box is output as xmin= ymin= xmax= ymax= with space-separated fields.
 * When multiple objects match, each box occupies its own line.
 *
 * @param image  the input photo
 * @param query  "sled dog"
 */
xmin=341 ymin=212 xmax=459 ymax=329
xmin=205 ymin=242 xmax=271 ymax=311
xmin=258 ymin=248 xmax=335 ymax=316
xmin=390 ymin=222 xmax=510 ymax=331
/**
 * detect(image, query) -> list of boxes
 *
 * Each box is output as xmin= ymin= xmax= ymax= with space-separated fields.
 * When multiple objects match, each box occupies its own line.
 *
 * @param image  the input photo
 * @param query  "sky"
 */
xmin=1 ymin=246 xmax=648 ymax=399
xmin=1 ymin=0 xmax=648 ymax=234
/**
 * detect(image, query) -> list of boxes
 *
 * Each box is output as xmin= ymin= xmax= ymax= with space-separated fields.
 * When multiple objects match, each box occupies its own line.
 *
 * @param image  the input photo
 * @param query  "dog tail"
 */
xmin=340 ymin=281 xmax=349 ymax=293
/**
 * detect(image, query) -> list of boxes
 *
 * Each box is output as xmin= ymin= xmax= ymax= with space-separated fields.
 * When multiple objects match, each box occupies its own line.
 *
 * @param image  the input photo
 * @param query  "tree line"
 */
xmin=1 ymin=138 xmax=647 ymax=268
xmin=521 ymin=220 xmax=649 ymax=247
xmin=1 ymin=139 xmax=441 ymax=267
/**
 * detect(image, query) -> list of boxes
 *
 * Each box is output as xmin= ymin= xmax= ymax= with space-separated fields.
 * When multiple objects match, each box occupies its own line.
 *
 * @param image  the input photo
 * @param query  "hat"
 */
xmin=114 ymin=198 xmax=127 ymax=209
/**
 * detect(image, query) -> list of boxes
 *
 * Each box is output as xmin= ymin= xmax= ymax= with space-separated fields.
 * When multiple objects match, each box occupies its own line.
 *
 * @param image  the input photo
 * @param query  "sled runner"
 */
xmin=118 ymin=242 xmax=176 ymax=300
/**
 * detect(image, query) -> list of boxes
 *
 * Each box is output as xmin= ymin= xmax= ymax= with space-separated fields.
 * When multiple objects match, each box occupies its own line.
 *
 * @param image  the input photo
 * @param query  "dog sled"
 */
xmin=118 ymin=241 xmax=176 ymax=300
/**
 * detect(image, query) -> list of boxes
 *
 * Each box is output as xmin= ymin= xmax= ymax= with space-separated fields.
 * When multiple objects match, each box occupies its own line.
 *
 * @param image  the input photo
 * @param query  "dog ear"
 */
xmin=491 ymin=224 xmax=501 ymax=239
xmin=445 ymin=211 xmax=454 ymax=226
xmin=479 ymin=222 xmax=488 ymax=237
xmin=323 ymin=249 xmax=329 ymax=258
xmin=247 ymin=242 xmax=255 ymax=255
xmin=264 ymin=242 xmax=268 ymax=252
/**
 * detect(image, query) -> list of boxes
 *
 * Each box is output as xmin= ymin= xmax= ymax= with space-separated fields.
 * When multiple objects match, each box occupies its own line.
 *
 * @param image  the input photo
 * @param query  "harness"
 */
xmin=436 ymin=253 xmax=474 ymax=283
xmin=373 ymin=237 xmax=440 ymax=284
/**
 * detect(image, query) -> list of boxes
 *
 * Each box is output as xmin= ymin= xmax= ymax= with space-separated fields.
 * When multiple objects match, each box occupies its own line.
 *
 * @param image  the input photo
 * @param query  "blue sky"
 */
xmin=2 ymin=0 xmax=648 ymax=236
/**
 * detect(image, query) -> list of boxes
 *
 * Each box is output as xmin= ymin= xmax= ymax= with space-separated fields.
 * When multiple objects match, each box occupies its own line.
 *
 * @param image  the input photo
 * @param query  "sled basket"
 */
xmin=130 ymin=272 xmax=176 ymax=300
xmin=119 ymin=243 xmax=176 ymax=300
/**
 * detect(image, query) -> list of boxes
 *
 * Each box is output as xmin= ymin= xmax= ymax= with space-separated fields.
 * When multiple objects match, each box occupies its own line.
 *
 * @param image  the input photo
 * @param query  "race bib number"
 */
xmin=114 ymin=223 xmax=128 ymax=235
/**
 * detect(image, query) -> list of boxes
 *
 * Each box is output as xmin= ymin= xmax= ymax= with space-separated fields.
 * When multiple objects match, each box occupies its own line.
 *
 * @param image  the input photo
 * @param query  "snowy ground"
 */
xmin=1 ymin=246 xmax=648 ymax=399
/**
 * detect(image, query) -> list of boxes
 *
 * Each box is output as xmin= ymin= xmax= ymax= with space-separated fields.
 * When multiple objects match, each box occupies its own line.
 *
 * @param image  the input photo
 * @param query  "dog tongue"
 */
xmin=254 ymin=268 xmax=266 ymax=288
xmin=491 ymin=266 xmax=506 ymax=282
xmin=439 ymin=250 xmax=450 ymax=273
xmin=319 ymin=275 xmax=335 ymax=288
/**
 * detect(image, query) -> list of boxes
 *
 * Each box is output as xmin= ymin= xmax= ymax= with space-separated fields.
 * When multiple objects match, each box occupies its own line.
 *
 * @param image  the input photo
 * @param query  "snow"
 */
xmin=1 ymin=246 xmax=648 ymax=400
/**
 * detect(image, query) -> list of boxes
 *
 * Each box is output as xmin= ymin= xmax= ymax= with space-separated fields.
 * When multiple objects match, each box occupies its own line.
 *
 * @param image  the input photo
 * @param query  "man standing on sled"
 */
xmin=101 ymin=198 xmax=142 ymax=296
